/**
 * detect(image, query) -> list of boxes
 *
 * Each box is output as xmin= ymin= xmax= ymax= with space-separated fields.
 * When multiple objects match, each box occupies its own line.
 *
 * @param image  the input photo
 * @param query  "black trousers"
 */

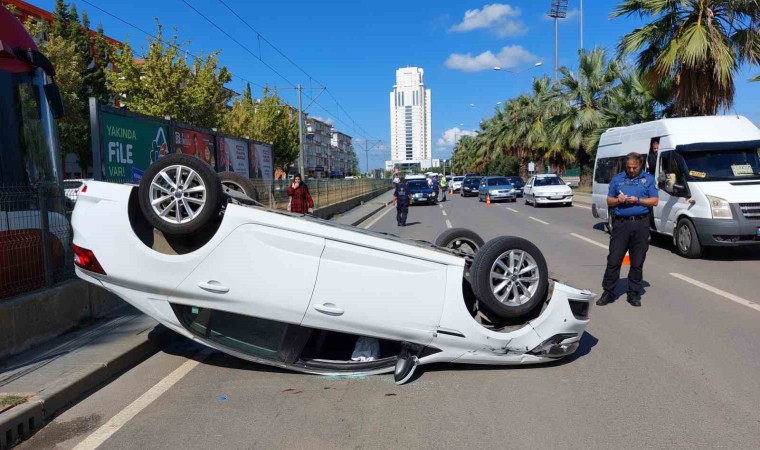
xmin=396 ymin=205 xmax=408 ymax=225
xmin=602 ymin=216 xmax=650 ymax=296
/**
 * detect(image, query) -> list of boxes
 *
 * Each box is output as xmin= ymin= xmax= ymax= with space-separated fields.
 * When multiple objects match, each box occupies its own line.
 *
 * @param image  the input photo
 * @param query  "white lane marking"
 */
xmin=362 ymin=204 xmax=395 ymax=229
xmin=573 ymin=204 xmax=591 ymax=210
xmin=506 ymin=207 xmax=518 ymax=213
xmin=570 ymin=232 xmax=608 ymax=250
xmin=439 ymin=204 xmax=443 ymax=208
xmin=442 ymin=210 xmax=447 ymax=216
xmin=670 ymin=273 xmax=760 ymax=314
xmin=529 ymin=216 xmax=550 ymax=225
xmin=74 ymin=350 xmax=213 ymax=450
xmin=445 ymin=219 xmax=452 ymax=229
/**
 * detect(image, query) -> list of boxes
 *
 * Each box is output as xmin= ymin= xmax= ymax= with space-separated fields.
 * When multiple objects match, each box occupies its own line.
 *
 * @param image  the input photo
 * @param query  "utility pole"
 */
xmin=297 ymin=84 xmax=304 ymax=176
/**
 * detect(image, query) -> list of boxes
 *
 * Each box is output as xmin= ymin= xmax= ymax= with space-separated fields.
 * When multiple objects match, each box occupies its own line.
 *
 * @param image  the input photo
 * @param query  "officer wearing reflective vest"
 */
xmin=597 ymin=152 xmax=659 ymax=307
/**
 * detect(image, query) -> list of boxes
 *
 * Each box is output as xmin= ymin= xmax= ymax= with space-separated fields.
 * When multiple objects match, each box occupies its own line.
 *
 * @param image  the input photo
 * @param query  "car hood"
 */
xmin=483 ymin=185 xmax=515 ymax=191
xmin=532 ymin=185 xmax=572 ymax=194
xmin=408 ymin=186 xmax=434 ymax=194
xmin=692 ymin=180 xmax=760 ymax=203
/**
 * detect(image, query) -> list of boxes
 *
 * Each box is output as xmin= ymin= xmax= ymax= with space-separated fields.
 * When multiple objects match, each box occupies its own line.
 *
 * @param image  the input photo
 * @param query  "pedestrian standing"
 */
xmin=439 ymin=176 xmax=447 ymax=202
xmin=432 ymin=175 xmax=440 ymax=202
xmin=393 ymin=176 xmax=410 ymax=226
xmin=286 ymin=174 xmax=314 ymax=215
xmin=597 ymin=152 xmax=659 ymax=307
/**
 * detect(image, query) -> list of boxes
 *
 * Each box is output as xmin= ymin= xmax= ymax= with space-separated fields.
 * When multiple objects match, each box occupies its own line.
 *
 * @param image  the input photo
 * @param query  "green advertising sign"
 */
xmin=100 ymin=111 xmax=169 ymax=183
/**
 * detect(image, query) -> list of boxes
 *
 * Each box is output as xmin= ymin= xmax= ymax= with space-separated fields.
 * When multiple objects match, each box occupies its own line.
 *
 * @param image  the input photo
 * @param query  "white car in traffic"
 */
xmin=524 ymin=174 xmax=574 ymax=207
xmin=450 ymin=176 xmax=464 ymax=192
xmin=72 ymin=155 xmax=592 ymax=383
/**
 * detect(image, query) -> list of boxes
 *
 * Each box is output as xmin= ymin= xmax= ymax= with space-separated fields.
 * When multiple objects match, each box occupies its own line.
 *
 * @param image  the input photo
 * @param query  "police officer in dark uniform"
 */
xmin=597 ymin=152 xmax=659 ymax=307
xmin=393 ymin=175 xmax=410 ymax=226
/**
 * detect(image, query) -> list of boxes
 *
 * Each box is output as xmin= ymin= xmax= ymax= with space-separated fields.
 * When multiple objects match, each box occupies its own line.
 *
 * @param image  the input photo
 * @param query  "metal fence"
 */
xmin=247 ymin=178 xmax=391 ymax=211
xmin=0 ymin=183 xmax=75 ymax=301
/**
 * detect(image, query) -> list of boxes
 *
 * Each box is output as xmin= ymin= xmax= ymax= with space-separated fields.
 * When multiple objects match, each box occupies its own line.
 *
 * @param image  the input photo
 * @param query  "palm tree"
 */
xmin=550 ymin=48 xmax=623 ymax=187
xmin=604 ymin=69 xmax=671 ymax=127
xmin=613 ymin=0 xmax=760 ymax=116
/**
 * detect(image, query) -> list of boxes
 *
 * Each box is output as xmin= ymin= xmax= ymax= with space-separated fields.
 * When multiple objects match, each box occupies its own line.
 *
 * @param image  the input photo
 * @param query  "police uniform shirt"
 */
xmin=394 ymin=183 xmax=409 ymax=206
xmin=607 ymin=171 xmax=658 ymax=217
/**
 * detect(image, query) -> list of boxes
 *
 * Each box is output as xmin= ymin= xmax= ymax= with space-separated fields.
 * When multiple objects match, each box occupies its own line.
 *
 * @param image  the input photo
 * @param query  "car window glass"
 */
xmin=172 ymin=304 xmax=287 ymax=359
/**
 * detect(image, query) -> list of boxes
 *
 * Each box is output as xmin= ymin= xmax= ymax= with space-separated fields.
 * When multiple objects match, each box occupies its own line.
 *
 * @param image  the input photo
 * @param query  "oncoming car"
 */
xmin=478 ymin=177 xmax=517 ymax=202
xmin=72 ymin=155 xmax=593 ymax=384
xmin=405 ymin=179 xmax=437 ymax=205
xmin=524 ymin=174 xmax=573 ymax=207
xmin=450 ymin=176 xmax=464 ymax=192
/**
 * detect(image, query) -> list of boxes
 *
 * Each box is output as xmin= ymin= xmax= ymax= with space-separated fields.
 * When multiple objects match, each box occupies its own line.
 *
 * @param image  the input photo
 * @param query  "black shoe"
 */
xmin=627 ymin=293 xmax=641 ymax=307
xmin=596 ymin=292 xmax=614 ymax=306
xmin=397 ymin=223 xmax=401 ymax=226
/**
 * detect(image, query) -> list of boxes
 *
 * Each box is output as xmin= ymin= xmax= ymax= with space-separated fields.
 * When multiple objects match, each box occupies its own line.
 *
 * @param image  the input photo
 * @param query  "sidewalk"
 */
xmin=330 ymin=189 xmax=395 ymax=226
xmin=0 ymin=187 xmax=393 ymax=449
xmin=573 ymin=191 xmax=592 ymax=205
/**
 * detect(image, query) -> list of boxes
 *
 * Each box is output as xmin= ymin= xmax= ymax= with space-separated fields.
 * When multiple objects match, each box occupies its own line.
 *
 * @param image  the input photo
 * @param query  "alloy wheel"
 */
xmin=488 ymin=249 xmax=540 ymax=306
xmin=148 ymin=165 xmax=207 ymax=225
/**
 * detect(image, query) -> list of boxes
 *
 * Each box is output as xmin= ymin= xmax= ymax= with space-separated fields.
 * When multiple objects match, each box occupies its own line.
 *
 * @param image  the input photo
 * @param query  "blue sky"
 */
xmin=34 ymin=1 xmax=760 ymax=171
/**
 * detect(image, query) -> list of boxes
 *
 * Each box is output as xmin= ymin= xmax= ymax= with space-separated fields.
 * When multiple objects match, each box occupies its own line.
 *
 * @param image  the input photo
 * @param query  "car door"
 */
xmin=170 ymin=223 xmax=325 ymax=325
xmin=301 ymin=239 xmax=447 ymax=345
xmin=524 ymin=176 xmax=535 ymax=200
xmin=478 ymin=178 xmax=487 ymax=199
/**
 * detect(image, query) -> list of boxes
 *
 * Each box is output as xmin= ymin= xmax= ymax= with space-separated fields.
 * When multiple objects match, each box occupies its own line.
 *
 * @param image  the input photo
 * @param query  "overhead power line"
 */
xmin=80 ymin=0 xmax=266 ymax=90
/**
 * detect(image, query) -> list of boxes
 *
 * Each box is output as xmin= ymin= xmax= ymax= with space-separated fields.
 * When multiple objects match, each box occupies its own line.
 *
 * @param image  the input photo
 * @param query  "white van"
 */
xmin=592 ymin=115 xmax=760 ymax=258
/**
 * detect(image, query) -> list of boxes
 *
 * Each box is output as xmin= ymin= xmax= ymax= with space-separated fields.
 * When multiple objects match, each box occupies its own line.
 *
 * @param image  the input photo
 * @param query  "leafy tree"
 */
xmin=107 ymin=21 xmax=232 ymax=129
xmin=90 ymin=25 xmax=111 ymax=104
xmin=613 ymin=0 xmax=760 ymax=116
xmin=223 ymin=86 xmax=299 ymax=171
xmin=550 ymin=48 xmax=623 ymax=187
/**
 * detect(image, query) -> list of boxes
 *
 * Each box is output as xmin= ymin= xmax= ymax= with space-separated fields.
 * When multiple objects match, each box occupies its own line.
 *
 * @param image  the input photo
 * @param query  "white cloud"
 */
xmin=437 ymin=127 xmax=478 ymax=147
xmin=445 ymin=45 xmax=539 ymax=72
xmin=449 ymin=3 xmax=527 ymax=37
xmin=311 ymin=115 xmax=334 ymax=125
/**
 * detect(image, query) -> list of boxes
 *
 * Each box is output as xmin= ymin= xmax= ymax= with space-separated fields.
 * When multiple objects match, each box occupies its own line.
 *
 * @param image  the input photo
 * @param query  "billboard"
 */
xmin=174 ymin=128 xmax=215 ymax=167
xmin=250 ymin=141 xmax=274 ymax=192
xmin=219 ymin=137 xmax=249 ymax=177
xmin=100 ymin=111 xmax=168 ymax=183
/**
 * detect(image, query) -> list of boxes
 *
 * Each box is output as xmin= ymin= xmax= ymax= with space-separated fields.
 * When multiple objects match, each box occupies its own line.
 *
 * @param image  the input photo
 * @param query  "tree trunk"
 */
xmin=518 ymin=158 xmax=529 ymax=179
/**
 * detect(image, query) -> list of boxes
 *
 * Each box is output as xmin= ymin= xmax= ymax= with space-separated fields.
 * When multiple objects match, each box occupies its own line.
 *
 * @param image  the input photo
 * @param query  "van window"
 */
xmin=594 ymin=156 xmax=627 ymax=184
xmin=660 ymin=151 xmax=687 ymax=185
xmin=677 ymin=146 xmax=760 ymax=181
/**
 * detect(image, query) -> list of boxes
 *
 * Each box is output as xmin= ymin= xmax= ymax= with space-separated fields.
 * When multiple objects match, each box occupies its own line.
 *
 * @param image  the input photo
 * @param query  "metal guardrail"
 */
xmin=0 ymin=184 xmax=75 ymax=301
xmin=255 ymin=179 xmax=391 ymax=210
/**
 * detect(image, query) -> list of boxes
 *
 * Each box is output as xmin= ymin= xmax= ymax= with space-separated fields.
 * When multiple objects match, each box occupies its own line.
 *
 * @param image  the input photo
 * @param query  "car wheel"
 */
xmin=470 ymin=236 xmax=549 ymax=319
xmin=532 ymin=196 xmax=538 ymax=208
xmin=675 ymin=218 xmax=702 ymax=258
xmin=434 ymin=228 xmax=485 ymax=256
xmin=138 ymin=153 xmax=222 ymax=236
xmin=219 ymin=172 xmax=259 ymax=202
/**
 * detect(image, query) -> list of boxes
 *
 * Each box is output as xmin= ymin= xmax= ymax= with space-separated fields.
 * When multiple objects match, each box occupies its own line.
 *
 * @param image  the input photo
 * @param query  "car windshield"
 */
xmin=507 ymin=177 xmax=524 ymax=186
xmin=406 ymin=180 xmax=428 ymax=189
xmin=534 ymin=177 xmax=565 ymax=186
xmin=453 ymin=177 xmax=464 ymax=182
xmin=678 ymin=147 xmax=760 ymax=181
xmin=464 ymin=178 xmax=481 ymax=186
xmin=487 ymin=178 xmax=510 ymax=186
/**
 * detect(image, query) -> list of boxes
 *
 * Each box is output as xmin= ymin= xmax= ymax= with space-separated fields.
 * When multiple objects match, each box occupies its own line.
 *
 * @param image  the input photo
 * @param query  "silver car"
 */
xmin=478 ymin=177 xmax=517 ymax=202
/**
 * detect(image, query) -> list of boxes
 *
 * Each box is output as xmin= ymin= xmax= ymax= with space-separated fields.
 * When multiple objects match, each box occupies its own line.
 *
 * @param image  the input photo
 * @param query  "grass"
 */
xmin=0 ymin=395 xmax=29 ymax=410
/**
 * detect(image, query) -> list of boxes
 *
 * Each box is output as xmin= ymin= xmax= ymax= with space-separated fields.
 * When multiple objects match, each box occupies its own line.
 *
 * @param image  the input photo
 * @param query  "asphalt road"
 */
xmin=21 ymin=193 xmax=760 ymax=449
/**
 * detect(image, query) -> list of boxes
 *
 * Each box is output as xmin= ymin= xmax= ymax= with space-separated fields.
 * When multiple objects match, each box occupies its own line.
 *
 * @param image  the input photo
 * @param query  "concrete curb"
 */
xmin=0 ymin=326 xmax=168 ymax=450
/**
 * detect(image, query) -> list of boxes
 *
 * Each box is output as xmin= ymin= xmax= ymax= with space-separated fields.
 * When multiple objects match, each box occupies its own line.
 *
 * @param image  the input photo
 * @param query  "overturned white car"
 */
xmin=72 ymin=155 xmax=592 ymax=383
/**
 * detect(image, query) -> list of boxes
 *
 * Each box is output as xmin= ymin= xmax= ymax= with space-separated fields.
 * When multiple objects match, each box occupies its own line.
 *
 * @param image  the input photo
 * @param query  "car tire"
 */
xmin=532 ymin=196 xmax=538 ymax=208
xmin=138 ymin=153 xmax=222 ymax=236
xmin=675 ymin=218 xmax=702 ymax=258
xmin=470 ymin=236 xmax=549 ymax=319
xmin=434 ymin=228 xmax=485 ymax=256
xmin=219 ymin=171 xmax=259 ymax=202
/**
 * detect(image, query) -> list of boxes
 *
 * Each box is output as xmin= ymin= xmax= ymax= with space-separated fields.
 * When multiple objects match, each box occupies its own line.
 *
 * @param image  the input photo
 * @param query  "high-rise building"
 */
xmin=389 ymin=67 xmax=431 ymax=170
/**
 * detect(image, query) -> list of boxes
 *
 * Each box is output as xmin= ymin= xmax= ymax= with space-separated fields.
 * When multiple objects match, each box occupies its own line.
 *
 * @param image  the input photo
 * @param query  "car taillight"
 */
xmin=72 ymin=243 xmax=106 ymax=275
xmin=80 ymin=184 xmax=88 ymax=193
